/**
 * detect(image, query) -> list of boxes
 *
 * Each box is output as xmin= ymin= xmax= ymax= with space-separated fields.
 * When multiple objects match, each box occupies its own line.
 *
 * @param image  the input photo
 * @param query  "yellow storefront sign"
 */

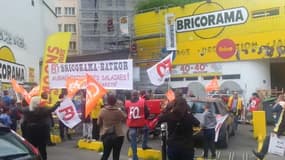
xmin=134 ymin=0 xmax=285 ymax=65
xmin=40 ymin=32 xmax=71 ymax=106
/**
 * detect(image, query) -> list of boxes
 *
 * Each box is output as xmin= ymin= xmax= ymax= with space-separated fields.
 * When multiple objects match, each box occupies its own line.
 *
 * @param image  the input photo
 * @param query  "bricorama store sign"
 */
xmin=173 ymin=1 xmax=285 ymax=64
xmin=0 ymin=59 xmax=25 ymax=84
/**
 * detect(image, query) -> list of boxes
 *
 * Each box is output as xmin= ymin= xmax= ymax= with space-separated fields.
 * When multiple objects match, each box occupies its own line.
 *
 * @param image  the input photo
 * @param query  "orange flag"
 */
xmin=29 ymin=86 xmax=40 ymax=97
xmin=165 ymin=89 xmax=175 ymax=102
xmin=66 ymin=77 xmax=86 ymax=98
xmin=85 ymin=74 xmax=107 ymax=118
xmin=11 ymin=79 xmax=31 ymax=104
xmin=206 ymin=76 xmax=220 ymax=92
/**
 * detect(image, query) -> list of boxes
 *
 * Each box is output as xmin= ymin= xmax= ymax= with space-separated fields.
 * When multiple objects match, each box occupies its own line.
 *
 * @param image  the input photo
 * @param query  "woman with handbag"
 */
xmin=98 ymin=94 xmax=127 ymax=160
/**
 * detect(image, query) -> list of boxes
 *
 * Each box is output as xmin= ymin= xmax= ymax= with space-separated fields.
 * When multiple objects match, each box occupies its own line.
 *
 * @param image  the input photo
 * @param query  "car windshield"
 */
xmin=0 ymin=130 xmax=31 ymax=158
xmin=187 ymin=101 xmax=217 ymax=114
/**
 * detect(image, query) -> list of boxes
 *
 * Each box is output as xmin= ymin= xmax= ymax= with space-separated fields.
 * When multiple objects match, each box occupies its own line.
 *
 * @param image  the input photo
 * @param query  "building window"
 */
xmin=55 ymin=7 xmax=61 ymax=16
xmin=106 ymin=0 xmax=112 ymax=6
xmin=185 ymin=77 xmax=198 ymax=81
xmin=64 ymin=7 xmax=75 ymax=16
xmin=64 ymin=24 xmax=76 ymax=33
xmin=58 ymin=24 xmax=62 ymax=32
xmin=222 ymin=74 xmax=241 ymax=80
xmin=69 ymin=41 xmax=76 ymax=50
xmin=203 ymin=76 xmax=220 ymax=80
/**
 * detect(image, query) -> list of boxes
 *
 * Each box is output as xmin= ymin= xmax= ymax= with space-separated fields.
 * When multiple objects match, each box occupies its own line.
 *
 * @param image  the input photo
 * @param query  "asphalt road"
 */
xmin=47 ymin=124 xmax=283 ymax=160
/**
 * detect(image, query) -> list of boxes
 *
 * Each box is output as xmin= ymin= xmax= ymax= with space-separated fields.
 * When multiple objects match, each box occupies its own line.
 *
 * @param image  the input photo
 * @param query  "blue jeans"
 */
xmin=129 ymin=126 xmax=149 ymax=160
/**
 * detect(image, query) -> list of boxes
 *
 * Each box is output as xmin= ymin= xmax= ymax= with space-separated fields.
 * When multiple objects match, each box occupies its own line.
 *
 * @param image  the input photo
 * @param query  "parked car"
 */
xmin=186 ymin=97 xmax=235 ymax=148
xmin=0 ymin=123 xmax=42 ymax=160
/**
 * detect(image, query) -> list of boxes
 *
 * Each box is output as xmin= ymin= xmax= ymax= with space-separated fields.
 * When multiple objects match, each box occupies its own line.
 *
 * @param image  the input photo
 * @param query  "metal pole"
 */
xmin=161 ymin=123 xmax=167 ymax=160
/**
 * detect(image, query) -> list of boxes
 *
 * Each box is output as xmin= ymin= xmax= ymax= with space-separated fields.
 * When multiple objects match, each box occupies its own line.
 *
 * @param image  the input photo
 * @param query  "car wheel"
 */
xmin=219 ymin=129 xmax=229 ymax=148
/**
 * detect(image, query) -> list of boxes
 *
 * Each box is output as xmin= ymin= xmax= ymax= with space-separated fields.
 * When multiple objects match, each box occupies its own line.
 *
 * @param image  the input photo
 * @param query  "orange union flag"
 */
xmin=66 ymin=77 xmax=86 ymax=99
xmin=165 ymin=89 xmax=175 ymax=102
xmin=11 ymin=79 xmax=31 ymax=104
xmin=40 ymin=32 xmax=71 ymax=106
xmin=206 ymin=76 xmax=220 ymax=92
xmin=85 ymin=74 xmax=107 ymax=118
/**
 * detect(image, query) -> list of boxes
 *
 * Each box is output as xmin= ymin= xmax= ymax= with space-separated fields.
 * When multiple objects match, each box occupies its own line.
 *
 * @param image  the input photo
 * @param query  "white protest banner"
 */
xmin=268 ymin=133 xmax=285 ymax=156
xmin=55 ymin=98 xmax=81 ymax=129
xmin=165 ymin=14 xmax=176 ymax=51
xmin=215 ymin=114 xmax=228 ymax=142
xmin=147 ymin=53 xmax=173 ymax=86
xmin=48 ymin=59 xmax=133 ymax=90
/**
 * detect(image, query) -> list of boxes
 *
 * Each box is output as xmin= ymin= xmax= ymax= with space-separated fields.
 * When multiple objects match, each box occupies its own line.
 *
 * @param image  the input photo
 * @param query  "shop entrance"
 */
xmin=270 ymin=62 xmax=285 ymax=91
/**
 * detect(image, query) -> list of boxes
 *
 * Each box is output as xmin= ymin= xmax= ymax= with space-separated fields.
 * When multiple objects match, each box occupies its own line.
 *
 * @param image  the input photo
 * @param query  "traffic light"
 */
xmin=107 ymin=18 xmax=114 ymax=32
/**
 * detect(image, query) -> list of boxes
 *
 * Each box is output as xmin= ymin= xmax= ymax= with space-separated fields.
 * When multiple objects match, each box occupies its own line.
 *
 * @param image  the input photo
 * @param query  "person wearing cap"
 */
xmin=252 ymin=99 xmax=285 ymax=160
xmin=227 ymin=91 xmax=244 ymax=130
xmin=125 ymin=90 xmax=151 ymax=160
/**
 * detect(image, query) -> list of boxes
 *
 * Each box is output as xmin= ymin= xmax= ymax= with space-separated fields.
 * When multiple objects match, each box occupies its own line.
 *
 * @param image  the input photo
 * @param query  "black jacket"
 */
xmin=158 ymin=110 xmax=200 ymax=150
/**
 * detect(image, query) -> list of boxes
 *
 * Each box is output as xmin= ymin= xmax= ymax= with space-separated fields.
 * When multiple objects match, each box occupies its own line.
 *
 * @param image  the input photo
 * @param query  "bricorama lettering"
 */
xmin=0 ymin=60 xmax=25 ymax=83
xmin=176 ymin=39 xmax=285 ymax=58
xmin=54 ymin=61 xmax=129 ymax=73
xmin=176 ymin=7 xmax=248 ymax=33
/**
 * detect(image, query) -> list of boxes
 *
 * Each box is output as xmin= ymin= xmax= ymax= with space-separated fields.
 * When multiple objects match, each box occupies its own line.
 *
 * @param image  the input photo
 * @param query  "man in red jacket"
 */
xmin=125 ymin=91 xmax=151 ymax=160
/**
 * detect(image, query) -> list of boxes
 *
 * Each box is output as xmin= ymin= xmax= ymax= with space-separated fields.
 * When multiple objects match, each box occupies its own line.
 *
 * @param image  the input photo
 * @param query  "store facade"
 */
xmin=0 ymin=0 xmax=57 ymax=90
xmin=134 ymin=0 xmax=285 ymax=99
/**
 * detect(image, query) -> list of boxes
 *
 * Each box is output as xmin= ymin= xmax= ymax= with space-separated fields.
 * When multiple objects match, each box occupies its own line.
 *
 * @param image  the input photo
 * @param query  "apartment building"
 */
xmin=55 ymin=0 xmax=79 ymax=55
xmin=79 ymin=0 xmax=141 ymax=55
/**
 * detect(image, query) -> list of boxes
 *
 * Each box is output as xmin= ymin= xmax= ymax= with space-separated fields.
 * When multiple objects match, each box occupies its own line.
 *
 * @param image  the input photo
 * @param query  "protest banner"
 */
xmin=40 ymin=32 xmax=71 ymax=106
xmin=268 ymin=133 xmax=285 ymax=156
xmin=55 ymin=98 xmax=81 ymax=129
xmin=48 ymin=59 xmax=133 ymax=90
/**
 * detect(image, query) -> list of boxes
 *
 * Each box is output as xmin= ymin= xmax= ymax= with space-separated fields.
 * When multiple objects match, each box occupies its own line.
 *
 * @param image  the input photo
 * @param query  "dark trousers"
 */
xmin=167 ymin=146 xmax=194 ymax=160
xmin=59 ymin=121 xmax=71 ymax=140
xmin=92 ymin=118 xmax=100 ymax=140
xmin=203 ymin=128 xmax=216 ymax=158
xmin=25 ymin=123 xmax=49 ymax=160
xmin=101 ymin=136 xmax=124 ymax=160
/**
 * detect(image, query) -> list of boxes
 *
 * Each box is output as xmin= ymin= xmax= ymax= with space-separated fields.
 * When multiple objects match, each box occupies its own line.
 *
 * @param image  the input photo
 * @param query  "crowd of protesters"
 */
xmin=2 ymin=86 xmax=285 ymax=160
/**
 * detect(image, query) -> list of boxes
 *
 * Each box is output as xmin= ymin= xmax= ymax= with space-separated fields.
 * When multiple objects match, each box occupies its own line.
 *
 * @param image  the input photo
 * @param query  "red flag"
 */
xmin=85 ymin=74 xmax=107 ymax=118
xmin=66 ymin=77 xmax=86 ymax=99
xmin=206 ymin=76 xmax=220 ymax=92
xmin=165 ymin=89 xmax=175 ymax=102
xmin=11 ymin=79 xmax=31 ymax=104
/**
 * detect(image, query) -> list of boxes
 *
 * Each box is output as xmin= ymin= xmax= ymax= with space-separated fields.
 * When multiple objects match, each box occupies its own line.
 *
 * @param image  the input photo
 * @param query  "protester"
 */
xmin=227 ymin=91 xmax=243 ymax=130
xmin=0 ymin=107 xmax=12 ymax=128
xmin=91 ymin=98 xmax=104 ymax=140
xmin=80 ymin=90 xmax=92 ymax=141
xmin=2 ymin=90 xmax=12 ymax=107
xmin=158 ymin=91 xmax=200 ymax=160
xmin=252 ymin=101 xmax=285 ymax=160
xmin=272 ymin=94 xmax=285 ymax=124
xmin=98 ymin=94 xmax=126 ymax=160
xmin=201 ymin=103 xmax=217 ymax=159
xmin=125 ymin=91 xmax=151 ymax=160
xmin=21 ymin=95 xmax=60 ymax=160
xmin=9 ymin=99 xmax=21 ymax=131
xmin=247 ymin=92 xmax=261 ymax=122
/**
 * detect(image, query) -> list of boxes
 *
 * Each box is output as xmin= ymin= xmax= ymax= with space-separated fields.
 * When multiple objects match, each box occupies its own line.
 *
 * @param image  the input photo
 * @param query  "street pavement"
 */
xmin=47 ymin=124 xmax=283 ymax=160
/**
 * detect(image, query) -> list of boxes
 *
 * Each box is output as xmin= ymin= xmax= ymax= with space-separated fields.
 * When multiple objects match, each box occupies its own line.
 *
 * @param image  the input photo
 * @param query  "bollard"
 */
xmin=161 ymin=123 xmax=167 ymax=160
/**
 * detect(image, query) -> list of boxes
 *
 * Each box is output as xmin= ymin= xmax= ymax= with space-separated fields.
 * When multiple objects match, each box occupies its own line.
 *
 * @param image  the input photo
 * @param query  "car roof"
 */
xmin=185 ymin=97 xmax=223 ymax=103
